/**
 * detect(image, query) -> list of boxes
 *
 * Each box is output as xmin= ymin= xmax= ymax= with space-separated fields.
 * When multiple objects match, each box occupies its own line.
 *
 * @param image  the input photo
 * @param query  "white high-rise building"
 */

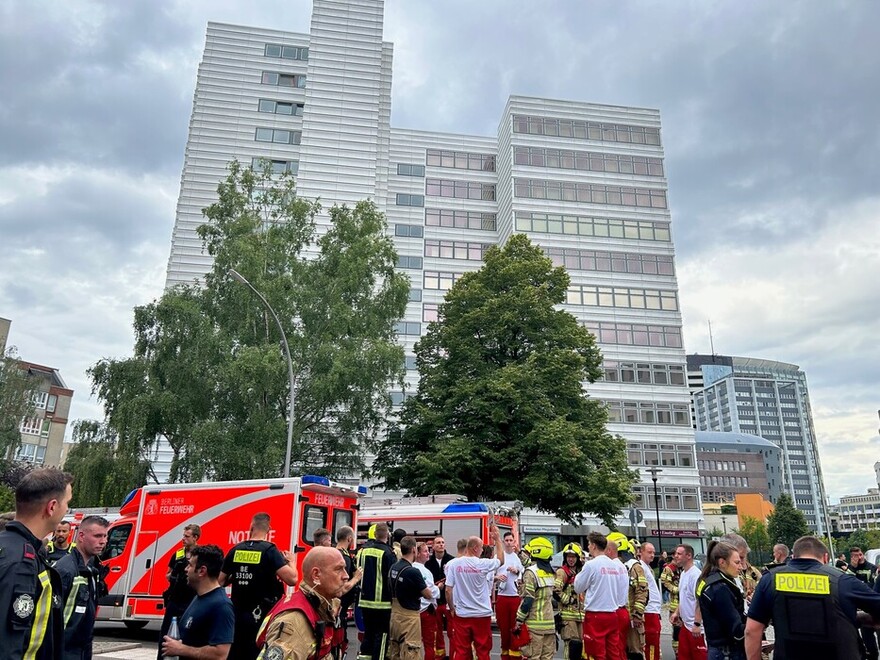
xmin=164 ymin=0 xmax=702 ymax=543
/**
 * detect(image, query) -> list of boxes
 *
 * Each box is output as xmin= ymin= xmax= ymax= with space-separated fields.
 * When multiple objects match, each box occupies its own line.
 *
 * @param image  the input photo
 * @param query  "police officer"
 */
xmin=357 ymin=522 xmax=397 ymax=660
xmin=158 ymin=523 xmax=201 ymax=660
xmin=745 ymin=535 xmax=880 ymax=660
xmin=220 ymin=512 xmax=299 ymax=660
xmin=0 ymin=467 xmax=73 ymax=660
xmin=46 ymin=520 xmax=75 ymax=564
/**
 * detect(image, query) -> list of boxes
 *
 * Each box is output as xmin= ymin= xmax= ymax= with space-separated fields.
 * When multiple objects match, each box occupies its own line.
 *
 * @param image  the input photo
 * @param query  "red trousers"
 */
xmin=615 ymin=607 xmax=629 ymax=660
xmin=495 ymin=595 xmax=522 ymax=659
xmin=451 ymin=616 xmax=492 ymax=660
xmin=643 ymin=613 xmax=661 ymax=660
xmin=677 ymin=627 xmax=707 ymax=660
xmin=421 ymin=609 xmax=440 ymax=660
xmin=434 ymin=604 xmax=452 ymax=658
xmin=582 ymin=611 xmax=621 ymax=660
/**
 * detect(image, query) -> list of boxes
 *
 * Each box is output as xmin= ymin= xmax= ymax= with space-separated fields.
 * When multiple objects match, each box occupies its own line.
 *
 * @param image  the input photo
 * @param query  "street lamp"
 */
xmin=721 ymin=516 xmax=728 ymax=534
xmin=228 ymin=269 xmax=296 ymax=478
xmin=647 ymin=466 xmax=662 ymax=552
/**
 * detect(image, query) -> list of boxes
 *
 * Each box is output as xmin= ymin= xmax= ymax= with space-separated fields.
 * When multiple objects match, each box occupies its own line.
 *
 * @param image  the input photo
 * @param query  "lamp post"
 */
xmin=228 ymin=269 xmax=296 ymax=478
xmin=647 ymin=466 xmax=662 ymax=552
xmin=721 ymin=516 xmax=728 ymax=534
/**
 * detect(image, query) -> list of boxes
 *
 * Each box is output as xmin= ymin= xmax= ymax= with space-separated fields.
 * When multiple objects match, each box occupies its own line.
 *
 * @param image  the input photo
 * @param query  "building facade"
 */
xmin=837 ymin=489 xmax=880 ymax=533
xmin=695 ymin=430 xmax=781 ymax=503
xmin=689 ymin=354 xmax=830 ymax=533
xmin=163 ymin=0 xmax=702 ymax=540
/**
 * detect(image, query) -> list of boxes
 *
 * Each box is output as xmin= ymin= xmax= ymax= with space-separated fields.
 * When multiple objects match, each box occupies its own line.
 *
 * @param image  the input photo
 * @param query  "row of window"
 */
xmin=603 ymin=361 xmax=686 ymax=387
xmin=512 ymin=115 xmax=662 ymax=146
xmin=264 ymin=44 xmax=309 ymax=60
xmin=32 ymin=391 xmax=58 ymax=412
xmin=513 ymin=178 xmax=668 ymax=209
xmin=426 ymin=209 xmax=497 ymax=231
xmin=15 ymin=443 xmax=46 ymax=464
xmin=584 ymin=321 xmax=683 ymax=348
xmin=252 ymin=157 xmax=299 ymax=174
xmin=631 ymin=485 xmax=699 ymax=511
xmin=425 ymin=239 xmax=490 ymax=261
xmin=514 ymin=146 xmax=664 ymax=176
xmin=566 ymin=285 xmax=679 ymax=311
xmin=423 ymin=271 xmax=461 ymax=291
xmin=20 ymin=418 xmax=51 ymax=437
xmin=426 ymin=149 xmax=496 ymax=172
xmin=394 ymin=224 xmax=424 ymax=238
xmin=426 ymin=179 xmax=496 ymax=201
xmin=546 ymin=247 xmax=674 ymax=276
xmin=700 ymin=475 xmax=751 ymax=488
xmin=397 ymin=164 xmax=426 ymax=177
xmin=396 ymin=194 xmax=425 ymax=207
xmin=605 ymin=400 xmax=691 ymax=426
xmin=394 ymin=322 xmax=422 ymax=336
xmin=627 ymin=442 xmax=695 ymax=468
xmin=255 ymin=128 xmax=302 ymax=145
xmin=515 ymin=212 xmax=671 ymax=242
xmin=698 ymin=460 xmax=750 ymax=472
xmin=261 ymin=71 xmax=306 ymax=88
xmin=258 ymin=99 xmax=304 ymax=116
xmin=397 ymin=256 xmax=423 ymax=270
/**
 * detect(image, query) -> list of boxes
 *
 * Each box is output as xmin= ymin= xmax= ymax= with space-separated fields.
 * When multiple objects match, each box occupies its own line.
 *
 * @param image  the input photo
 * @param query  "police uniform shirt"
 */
xmin=179 ymin=586 xmax=235 ymax=648
xmin=390 ymin=559 xmax=428 ymax=611
xmin=222 ymin=540 xmax=287 ymax=611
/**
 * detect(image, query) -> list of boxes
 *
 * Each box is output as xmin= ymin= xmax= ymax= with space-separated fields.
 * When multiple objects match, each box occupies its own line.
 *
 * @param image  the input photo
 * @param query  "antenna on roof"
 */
xmin=708 ymin=319 xmax=716 ymax=357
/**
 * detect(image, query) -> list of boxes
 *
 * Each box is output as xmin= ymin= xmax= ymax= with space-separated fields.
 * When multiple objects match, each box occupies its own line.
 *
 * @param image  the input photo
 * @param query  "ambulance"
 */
xmin=97 ymin=475 xmax=366 ymax=627
xmin=358 ymin=496 xmax=520 ymax=547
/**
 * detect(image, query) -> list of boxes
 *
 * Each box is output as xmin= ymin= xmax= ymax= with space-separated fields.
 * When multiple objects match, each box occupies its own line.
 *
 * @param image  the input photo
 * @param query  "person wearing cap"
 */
xmin=605 ymin=532 xmax=633 ymax=660
xmin=575 ymin=532 xmax=627 ymax=660
xmin=555 ymin=543 xmax=584 ymax=660
xmin=514 ymin=537 xmax=556 ymax=660
xmin=495 ymin=531 xmax=524 ymax=660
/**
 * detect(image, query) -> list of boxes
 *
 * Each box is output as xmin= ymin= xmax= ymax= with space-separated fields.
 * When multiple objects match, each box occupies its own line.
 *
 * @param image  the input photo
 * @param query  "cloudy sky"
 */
xmin=1 ymin=0 xmax=877 ymax=501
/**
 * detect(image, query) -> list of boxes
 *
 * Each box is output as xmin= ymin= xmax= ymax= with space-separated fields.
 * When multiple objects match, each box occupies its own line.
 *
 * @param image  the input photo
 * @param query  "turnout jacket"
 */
xmin=357 ymin=539 xmax=396 ymax=610
xmin=55 ymin=549 xmax=108 ymax=660
xmin=0 ymin=521 xmax=64 ymax=660
xmin=623 ymin=556 xmax=649 ymax=622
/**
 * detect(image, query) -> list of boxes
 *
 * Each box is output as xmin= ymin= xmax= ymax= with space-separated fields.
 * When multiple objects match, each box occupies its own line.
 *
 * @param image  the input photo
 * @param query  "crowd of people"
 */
xmin=6 ymin=468 xmax=880 ymax=660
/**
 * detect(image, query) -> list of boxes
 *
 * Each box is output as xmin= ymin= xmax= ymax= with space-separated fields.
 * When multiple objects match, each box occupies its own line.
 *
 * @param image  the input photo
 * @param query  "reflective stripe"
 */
xmin=24 ymin=570 xmax=52 ymax=660
xmin=358 ymin=547 xmax=390 ymax=609
xmin=63 ymin=576 xmax=89 ymax=626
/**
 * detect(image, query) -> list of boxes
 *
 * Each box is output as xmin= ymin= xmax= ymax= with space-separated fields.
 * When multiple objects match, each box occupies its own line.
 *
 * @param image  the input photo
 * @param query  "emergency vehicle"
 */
xmin=97 ymin=475 xmax=366 ymax=628
xmin=358 ymin=496 xmax=520 ymax=547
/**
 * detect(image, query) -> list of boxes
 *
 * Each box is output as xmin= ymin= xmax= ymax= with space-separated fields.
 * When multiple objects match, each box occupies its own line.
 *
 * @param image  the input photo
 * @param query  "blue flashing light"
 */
xmin=357 ymin=485 xmax=369 ymax=495
xmin=121 ymin=489 xmax=138 ymax=507
xmin=302 ymin=475 xmax=331 ymax=487
xmin=442 ymin=502 xmax=489 ymax=513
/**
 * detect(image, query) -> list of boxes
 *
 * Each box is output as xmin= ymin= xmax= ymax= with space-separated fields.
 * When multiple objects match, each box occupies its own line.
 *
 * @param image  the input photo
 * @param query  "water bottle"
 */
xmin=166 ymin=616 xmax=180 ymax=660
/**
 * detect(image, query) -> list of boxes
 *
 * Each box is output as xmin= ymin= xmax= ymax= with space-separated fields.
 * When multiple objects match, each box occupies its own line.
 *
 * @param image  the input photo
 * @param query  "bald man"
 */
xmin=257 ymin=547 xmax=348 ymax=660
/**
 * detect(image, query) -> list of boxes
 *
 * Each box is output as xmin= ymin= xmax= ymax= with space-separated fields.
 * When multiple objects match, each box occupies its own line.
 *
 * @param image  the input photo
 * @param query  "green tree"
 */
xmin=91 ymin=161 xmax=408 ymax=481
xmin=62 ymin=420 xmax=151 ymax=507
xmin=0 ymin=484 xmax=13 ymax=512
xmin=766 ymin=493 xmax=811 ymax=548
xmin=844 ymin=529 xmax=880 ymax=554
xmin=738 ymin=516 xmax=771 ymax=564
xmin=0 ymin=347 xmax=36 ymax=457
xmin=372 ymin=234 xmax=638 ymax=525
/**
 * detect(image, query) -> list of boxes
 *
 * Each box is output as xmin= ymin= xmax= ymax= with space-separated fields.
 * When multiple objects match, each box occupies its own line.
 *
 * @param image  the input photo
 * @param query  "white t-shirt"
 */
xmin=445 ymin=556 xmax=501 ymax=618
xmin=678 ymin=564 xmax=701 ymax=628
xmin=612 ymin=558 xmax=629 ymax=608
xmin=496 ymin=551 xmax=524 ymax=597
xmin=415 ymin=561 xmax=440 ymax=612
xmin=573 ymin=554 xmax=627 ymax=613
xmin=641 ymin=560 xmax=662 ymax=615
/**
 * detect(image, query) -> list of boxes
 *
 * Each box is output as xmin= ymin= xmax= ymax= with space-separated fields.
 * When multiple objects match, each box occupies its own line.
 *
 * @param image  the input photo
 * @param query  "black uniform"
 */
xmin=55 ymin=549 xmax=108 ymax=660
xmin=0 ymin=521 xmax=64 ymax=660
xmin=222 ymin=538 xmax=287 ymax=660
xmin=748 ymin=558 xmax=880 ymax=660
xmin=424 ymin=551 xmax=453 ymax=607
xmin=158 ymin=547 xmax=195 ymax=660
xmin=46 ymin=541 xmax=75 ymax=566
xmin=850 ymin=559 xmax=878 ymax=659
xmin=696 ymin=570 xmax=745 ymax=654
xmin=389 ymin=559 xmax=427 ymax=612
xmin=357 ymin=539 xmax=397 ymax=660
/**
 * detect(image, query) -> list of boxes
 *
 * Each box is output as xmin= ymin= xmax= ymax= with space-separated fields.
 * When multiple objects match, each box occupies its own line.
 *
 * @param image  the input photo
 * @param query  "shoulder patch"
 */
xmin=13 ymin=594 xmax=34 ymax=618
xmin=265 ymin=645 xmax=285 ymax=660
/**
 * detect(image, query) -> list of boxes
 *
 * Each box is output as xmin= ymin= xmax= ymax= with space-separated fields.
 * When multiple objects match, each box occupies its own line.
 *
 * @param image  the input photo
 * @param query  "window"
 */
xmin=101 ymin=523 xmax=132 ymax=560
xmin=423 ymin=271 xmax=460 ymax=291
xmin=515 ymin=212 xmax=670 ymax=242
xmin=15 ymin=443 xmax=45 ymax=464
xmin=396 ymin=193 xmax=425 ymax=207
xmin=264 ymin=44 xmax=309 ymax=61
xmin=424 ymin=240 xmax=490 ymax=261
xmin=258 ymin=99 xmax=305 ymax=116
xmin=426 ymin=179 xmax=495 ymax=201
xmin=604 ymin=400 xmax=692 ymax=426
xmin=334 ymin=509 xmax=353 ymax=536
xmin=513 ymin=178 xmax=667 ymax=209
xmin=46 ymin=394 xmax=57 ymax=413
xmin=32 ymin=391 xmax=48 ymax=409
xmin=512 ymin=114 xmax=661 ymax=146
xmin=425 ymin=209 xmax=496 ymax=231
xmin=252 ymin=157 xmax=299 ymax=175
xmin=514 ymin=146 xmax=664 ymax=176
xmin=396 ymin=255 xmax=423 ymax=269
xmin=397 ymin=164 xmax=426 ymax=177
xmin=394 ymin=322 xmax=422 ymax=335
xmin=255 ymin=128 xmax=302 ymax=145
xmin=261 ymin=71 xmax=307 ymax=88
xmin=390 ymin=391 xmax=413 ymax=407
xmin=404 ymin=356 xmax=418 ymax=371
xmin=546 ymin=247 xmax=674 ymax=276
xmin=19 ymin=417 xmax=42 ymax=436
xmin=583 ymin=321 xmax=682 ymax=348
xmin=423 ymin=304 xmax=439 ymax=322
xmin=408 ymin=289 xmax=422 ymax=302
xmin=394 ymin=224 xmax=424 ymax=238
xmin=566 ymin=285 xmax=678 ymax=311
xmin=426 ymin=149 xmax=496 ymax=171
xmin=303 ymin=506 xmax=327 ymax=546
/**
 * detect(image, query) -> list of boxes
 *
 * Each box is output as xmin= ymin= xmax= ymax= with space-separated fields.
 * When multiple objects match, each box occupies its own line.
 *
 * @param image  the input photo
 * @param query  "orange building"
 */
xmin=735 ymin=493 xmax=774 ymax=527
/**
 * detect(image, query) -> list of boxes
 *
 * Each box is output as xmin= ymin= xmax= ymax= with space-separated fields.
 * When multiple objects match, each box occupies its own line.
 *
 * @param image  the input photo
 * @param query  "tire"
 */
xmin=123 ymin=620 xmax=149 ymax=630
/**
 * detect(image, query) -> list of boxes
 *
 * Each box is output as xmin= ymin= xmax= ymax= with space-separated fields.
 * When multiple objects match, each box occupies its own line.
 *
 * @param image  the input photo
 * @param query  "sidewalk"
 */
xmin=94 ymin=642 xmax=154 ymax=659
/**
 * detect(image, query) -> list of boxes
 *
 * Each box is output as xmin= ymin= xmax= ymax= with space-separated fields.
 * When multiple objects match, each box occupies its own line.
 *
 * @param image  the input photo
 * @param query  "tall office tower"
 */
xmin=163 ymin=0 xmax=702 ymax=543
xmin=689 ymin=354 xmax=830 ymax=532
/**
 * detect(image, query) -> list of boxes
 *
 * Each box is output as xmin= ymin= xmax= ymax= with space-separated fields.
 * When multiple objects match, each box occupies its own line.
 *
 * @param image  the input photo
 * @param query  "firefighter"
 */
xmin=621 ymin=540 xmax=648 ymax=660
xmin=554 ymin=542 xmax=584 ymax=660
xmin=660 ymin=555 xmax=682 ymax=655
xmin=46 ymin=520 xmax=75 ymax=565
xmin=158 ymin=523 xmax=201 ymax=660
xmin=515 ymin=537 xmax=556 ymax=660
xmin=358 ymin=522 xmax=397 ymax=660
xmin=605 ymin=532 xmax=632 ymax=660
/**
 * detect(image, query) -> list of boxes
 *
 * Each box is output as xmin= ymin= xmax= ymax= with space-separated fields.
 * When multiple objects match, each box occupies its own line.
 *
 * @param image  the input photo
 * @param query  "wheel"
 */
xmin=123 ymin=620 xmax=149 ymax=630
